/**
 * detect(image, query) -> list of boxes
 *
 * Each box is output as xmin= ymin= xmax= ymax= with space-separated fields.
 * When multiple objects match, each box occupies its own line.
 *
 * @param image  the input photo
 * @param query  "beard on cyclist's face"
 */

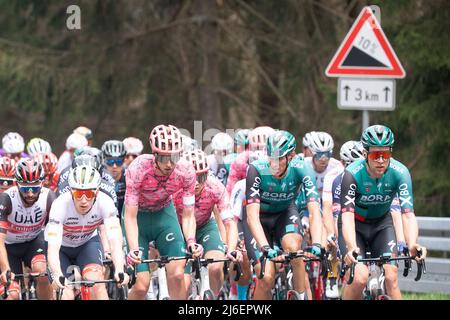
xmin=313 ymin=157 xmax=330 ymax=173
xmin=18 ymin=187 xmax=41 ymax=206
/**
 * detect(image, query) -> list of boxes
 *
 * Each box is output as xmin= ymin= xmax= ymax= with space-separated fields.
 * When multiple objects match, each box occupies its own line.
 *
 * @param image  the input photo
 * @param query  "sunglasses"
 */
xmin=155 ymin=153 xmax=180 ymax=164
xmin=105 ymin=158 xmax=124 ymax=167
xmin=18 ymin=184 xmax=42 ymax=194
xmin=0 ymin=179 xmax=15 ymax=188
xmin=196 ymin=173 xmax=208 ymax=184
xmin=368 ymin=151 xmax=392 ymax=161
xmin=313 ymin=151 xmax=332 ymax=160
xmin=71 ymin=189 xmax=97 ymax=201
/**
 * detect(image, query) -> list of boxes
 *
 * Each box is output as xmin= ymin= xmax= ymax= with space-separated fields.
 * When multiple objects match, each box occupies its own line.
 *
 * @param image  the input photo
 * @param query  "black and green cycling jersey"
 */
xmin=245 ymin=156 xmax=320 ymax=213
xmin=340 ymin=158 xmax=414 ymax=221
xmin=223 ymin=153 xmax=238 ymax=173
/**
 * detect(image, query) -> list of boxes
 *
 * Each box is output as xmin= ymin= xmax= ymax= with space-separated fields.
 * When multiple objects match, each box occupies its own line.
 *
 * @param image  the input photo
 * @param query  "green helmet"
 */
xmin=267 ymin=130 xmax=296 ymax=158
xmin=234 ymin=129 xmax=251 ymax=146
xmin=361 ymin=125 xmax=394 ymax=150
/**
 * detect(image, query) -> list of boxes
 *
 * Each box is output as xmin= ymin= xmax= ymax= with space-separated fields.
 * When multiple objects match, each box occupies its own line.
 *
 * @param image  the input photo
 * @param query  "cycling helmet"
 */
xmin=73 ymin=126 xmax=93 ymax=140
xmin=14 ymin=158 xmax=45 ymax=184
xmin=33 ymin=152 xmax=58 ymax=176
xmin=149 ymin=125 xmax=183 ymax=155
xmin=68 ymin=165 xmax=101 ymax=190
xmin=234 ymin=129 xmax=251 ymax=146
xmin=75 ymin=146 xmax=103 ymax=170
xmin=0 ymin=157 xmax=17 ymax=178
xmin=181 ymin=135 xmax=200 ymax=152
xmin=66 ymin=133 xmax=88 ymax=150
xmin=123 ymin=137 xmax=144 ymax=155
xmin=27 ymin=138 xmax=52 ymax=156
xmin=71 ymin=154 xmax=100 ymax=170
xmin=361 ymin=125 xmax=394 ymax=150
xmin=102 ymin=140 xmax=126 ymax=158
xmin=308 ymin=131 xmax=334 ymax=153
xmin=2 ymin=132 xmax=25 ymax=154
xmin=182 ymin=149 xmax=209 ymax=175
xmin=340 ymin=141 xmax=365 ymax=164
xmin=302 ymin=131 xmax=314 ymax=148
xmin=248 ymin=126 xmax=276 ymax=150
xmin=211 ymin=132 xmax=233 ymax=153
xmin=267 ymin=130 xmax=296 ymax=158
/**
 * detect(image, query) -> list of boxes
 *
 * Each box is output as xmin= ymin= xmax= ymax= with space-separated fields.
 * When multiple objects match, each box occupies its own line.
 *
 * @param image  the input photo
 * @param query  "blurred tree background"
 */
xmin=0 ymin=0 xmax=448 ymax=215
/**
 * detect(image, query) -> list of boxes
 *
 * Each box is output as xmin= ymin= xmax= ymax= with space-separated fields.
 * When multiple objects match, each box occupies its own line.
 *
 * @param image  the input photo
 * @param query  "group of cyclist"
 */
xmin=0 ymin=123 xmax=427 ymax=300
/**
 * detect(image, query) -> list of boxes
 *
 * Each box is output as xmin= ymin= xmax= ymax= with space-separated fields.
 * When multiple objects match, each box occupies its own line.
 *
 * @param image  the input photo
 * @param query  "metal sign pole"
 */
xmin=362 ymin=110 xmax=370 ymax=130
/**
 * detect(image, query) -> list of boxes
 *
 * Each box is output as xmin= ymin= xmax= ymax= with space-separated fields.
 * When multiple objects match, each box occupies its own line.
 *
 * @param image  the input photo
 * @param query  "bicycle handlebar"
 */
xmin=347 ymin=253 xmax=425 ymax=285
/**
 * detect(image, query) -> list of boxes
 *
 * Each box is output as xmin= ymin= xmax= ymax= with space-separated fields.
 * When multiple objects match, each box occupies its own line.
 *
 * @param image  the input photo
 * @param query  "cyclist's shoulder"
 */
xmin=176 ymin=157 xmax=195 ymax=175
xmin=126 ymin=154 xmax=154 ymax=173
xmin=345 ymin=159 xmax=365 ymax=176
xmin=223 ymin=153 xmax=238 ymax=163
xmin=388 ymin=158 xmax=410 ymax=175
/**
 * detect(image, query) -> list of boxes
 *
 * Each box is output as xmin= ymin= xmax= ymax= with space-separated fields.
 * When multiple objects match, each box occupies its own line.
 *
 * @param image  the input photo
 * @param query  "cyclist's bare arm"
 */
xmin=391 ymin=210 xmax=406 ymax=244
xmin=103 ymin=215 xmax=126 ymax=274
xmin=98 ymin=224 xmax=111 ymax=256
xmin=181 ymin=206 xmax=196 ymax=243
xmin=124 ymin=204 xmax=140 ymax=252
xmin=307 ymin=201 xmax=323 ymax=245
xmin=213 ymin=206 xmax=228 ymax=244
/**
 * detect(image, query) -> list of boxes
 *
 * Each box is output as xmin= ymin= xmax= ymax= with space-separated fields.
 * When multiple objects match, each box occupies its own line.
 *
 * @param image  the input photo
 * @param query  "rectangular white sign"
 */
xmin=338 ymin=78 xmax=396 ymax=110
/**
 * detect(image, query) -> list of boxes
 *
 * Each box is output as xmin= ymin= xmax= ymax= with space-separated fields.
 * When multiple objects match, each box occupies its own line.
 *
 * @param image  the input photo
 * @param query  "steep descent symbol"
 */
xmin=325 ymin=7 xmax=405 ymax=78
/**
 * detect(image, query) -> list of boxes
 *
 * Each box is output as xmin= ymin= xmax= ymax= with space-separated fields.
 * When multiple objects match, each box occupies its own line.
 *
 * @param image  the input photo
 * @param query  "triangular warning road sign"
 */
xmin=325 ymin=7 xmax=406 ymax=78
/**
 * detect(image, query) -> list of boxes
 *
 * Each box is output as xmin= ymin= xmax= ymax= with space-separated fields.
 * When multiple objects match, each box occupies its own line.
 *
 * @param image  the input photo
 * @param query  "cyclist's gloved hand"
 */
xmin=126 ymin=249 xmax=142 ymax=266
xmin=261 ymin=245 xmax=279 ymax=259
xmin=51 ymin=275 xmax=66 ymax=290
xmin=227 ymin=249 xmax=243 ymax=262
xmin=327 ymin=234 xmax=337 ymax=248
xmin=114 ymin=271 xmax=130 ymax=287
xmin=410 ymin=244 xmax=427 ymax=262
xmin=311 ymin=243 xmax=322 ymax=257
xmin=301 ymin=216 xmax=310 ymax=231
xmin=396 ymin=241 xmax=407 ymax=256
xmin=0 ymin=269 xmax=14 ymax=284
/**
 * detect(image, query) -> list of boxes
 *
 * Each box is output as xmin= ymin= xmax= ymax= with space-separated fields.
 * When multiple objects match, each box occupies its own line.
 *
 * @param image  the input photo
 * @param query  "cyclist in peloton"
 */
xmin=123 ymin=137 xmax=144 ymax=168
xmin=234 ymin=129 xmax=251 ymax=155
xmin=207 ymin=132 xmax=234 ymax=186
xmin=0 ymin=159 xmax=56 ymax=300
xmin=244 ymin=130 xmax=323 ymax=300
xmin=56 ymin=133 xmax=88 ymax=173
xmin=73 ymin=126 xmax=94 ymax=147
xmin=0 ymin=157 xmax=17 ymax=193
xmin=301 ymin=132 xmax=314 ymax=158
xmin=226 ymin=126 xmax=276 ymax=195
xmin=174 ymin=149 xmax=242 ymax=297
xmin=102 ymin=140 xmax=127 ymax=215
xmin=26 ymin=138 xmax=52 ymax=157
xmin=340 ymin=125 xmax=427 ymax=300
xmin=45 ymin=165 xmax=128 ymax=300
xmin=1 ymin=132 xmax=29 ymax=161
xmin=33 ymin=152 xmax=59 ymax=192
xmin=124 ymin=124 xmax=201 ymax=300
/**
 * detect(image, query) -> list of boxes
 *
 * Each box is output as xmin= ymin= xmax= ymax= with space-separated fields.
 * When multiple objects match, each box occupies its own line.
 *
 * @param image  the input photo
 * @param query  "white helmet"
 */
xmin=66 ymin=133 xmax=88 ymax=150
xmin=340 ymin=140 xmax=365 ymax=164
xmin=68 ymin=165 xmax=101 ymax=190
xmin=302 ymin=131 xmax=315 ymax=148
xmin=308 ymin=131 xmax=334 ymax=153
xmin=211 ymin=132 xmax=233 ymax=153
xmin=248 ymin=126 xmax=276 ymax=150
xmin=181 ymin=135 xmax=199 ymax=152
xmin=26 ymin=138 xmax=52 ymax=155
xmin=2 ymin=132 xmax=25 ymax=154
xmin=123 ymin=137 xmax=144 ymax=155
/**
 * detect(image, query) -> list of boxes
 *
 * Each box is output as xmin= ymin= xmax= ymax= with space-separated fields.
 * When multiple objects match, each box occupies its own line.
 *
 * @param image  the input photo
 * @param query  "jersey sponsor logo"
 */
xmin=203 ymin=235 xmax=210 ymax=243
xmin=13 ymin=208 xmax=44 ymax=225
xmin=303 ymin=176 xmax=318 ymax=197
xmin=350 ymin=163 xmax=364 ymax=174
xmin=288 ymin=215 xmax=299 ymax=224
xmin=281 ymin=182 xmax=287 ymax=191
xmin=250 ymin=238 xmax=258 ymax=250
xmin=344 ymin=183 xmax=357 ymax=206
xmin=398 ymin=183 xmax=412 ymax=207
xmin=388 ymin=240 xmax=395 ymax=252
xmin=165 ymin=232 xmax=175 ymax=242
xmin=267 ymin=182 xmax=276 ymax=187
xmin=360 ymin=194 xmax=392 ymax=203
xmin=390 ymin=162 xmax=404 ymax=174
xmin=250 ymin=177 xmax=261 ymax=198
xmin=261 ymin=191 xmax=295 ymax=200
